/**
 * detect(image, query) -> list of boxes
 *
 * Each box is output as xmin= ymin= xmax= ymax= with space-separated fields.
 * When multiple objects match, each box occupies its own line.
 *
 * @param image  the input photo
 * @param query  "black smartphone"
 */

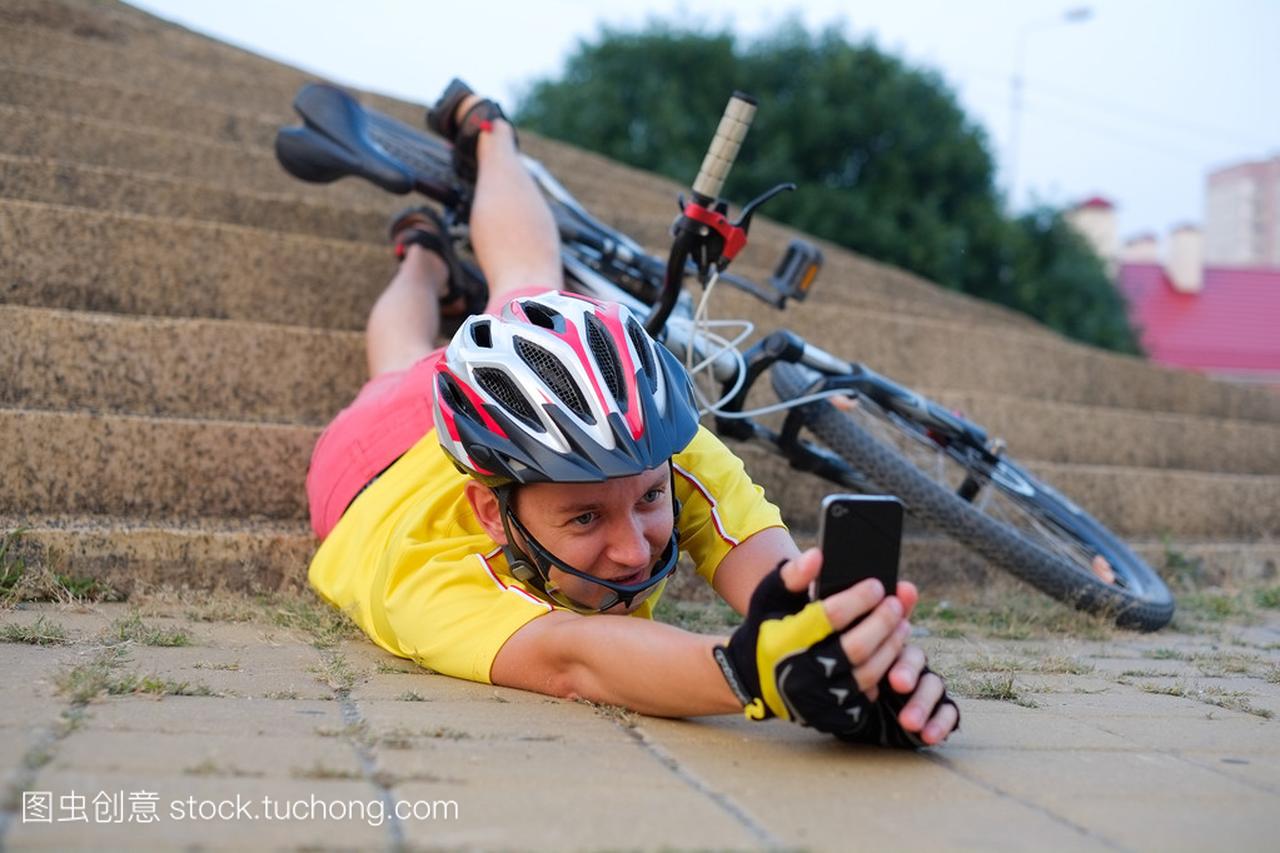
xmin=811 ymin=494 xmax=904 ymax=601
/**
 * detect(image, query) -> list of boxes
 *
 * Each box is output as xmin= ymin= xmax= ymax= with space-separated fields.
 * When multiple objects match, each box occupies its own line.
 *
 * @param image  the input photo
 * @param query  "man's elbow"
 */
xmin=546 ymin=658 xmax=592 ymax=702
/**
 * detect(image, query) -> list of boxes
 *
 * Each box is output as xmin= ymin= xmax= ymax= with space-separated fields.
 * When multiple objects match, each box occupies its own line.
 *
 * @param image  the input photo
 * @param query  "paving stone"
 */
xmin=635 ymin=714 xmax=1103 ymax=850
xmin=1160 ymin=749 xmax=1280 ymax=796
xmin=356 ymin=693 xmax=623 ymax=745
xmin=942 ymin=746 xmax=1275 ymax=851
xmin=394 ymin=768 xmax=757 ymax=850
xmin=77 ymin=695 xmax=345 ymax=738
xmin=939 ymin=700 xmax=1140 ymax=751
xmin=6 ymin=770 xmax=386 ymax=848
xmin=0 ymin=641 xmax=79 ymax=727
xmin=49 ymin=728 xmax=362 ymax=782
xmin=6 ymin=1 xmax=1280 ymax=849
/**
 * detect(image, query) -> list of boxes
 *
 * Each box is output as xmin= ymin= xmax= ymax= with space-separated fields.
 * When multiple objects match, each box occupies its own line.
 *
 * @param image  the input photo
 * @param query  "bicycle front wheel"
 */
xmin=770 ymin=361 xmax=1174 ymax=631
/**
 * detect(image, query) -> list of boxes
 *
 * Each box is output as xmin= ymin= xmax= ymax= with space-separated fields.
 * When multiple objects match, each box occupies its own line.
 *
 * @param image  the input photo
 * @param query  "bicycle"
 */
xmin=275 ymin=83 xmax=1175 ymax=631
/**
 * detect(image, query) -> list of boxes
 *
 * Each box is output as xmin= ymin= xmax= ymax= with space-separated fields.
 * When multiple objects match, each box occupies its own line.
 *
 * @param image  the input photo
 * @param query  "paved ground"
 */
xmin=0 ymin=589 xmax=1277 ymax=851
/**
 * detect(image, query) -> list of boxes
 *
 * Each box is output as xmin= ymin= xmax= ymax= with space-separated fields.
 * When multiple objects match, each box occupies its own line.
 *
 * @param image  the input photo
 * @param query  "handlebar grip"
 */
xmin=691 ymin=91 xmax=757 ymax=201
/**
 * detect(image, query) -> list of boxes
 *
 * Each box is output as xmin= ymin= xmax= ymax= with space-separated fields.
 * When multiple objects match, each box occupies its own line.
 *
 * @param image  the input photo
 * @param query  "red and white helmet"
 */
xmin=432 ymin=291 xmax=700 ymax=486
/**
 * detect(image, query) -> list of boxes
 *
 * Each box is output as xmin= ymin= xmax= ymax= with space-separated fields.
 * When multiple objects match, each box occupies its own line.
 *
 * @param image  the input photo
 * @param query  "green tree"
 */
xmin=1006 ymin=207 xmax=1142 ymax=354
xmin=516 ymin=20 xmax=1141 ymax=354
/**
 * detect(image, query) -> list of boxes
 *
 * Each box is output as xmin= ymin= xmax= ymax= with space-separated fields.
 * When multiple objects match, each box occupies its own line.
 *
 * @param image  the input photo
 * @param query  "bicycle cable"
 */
xmin=673 ymin=269 xmax=858 ymax=420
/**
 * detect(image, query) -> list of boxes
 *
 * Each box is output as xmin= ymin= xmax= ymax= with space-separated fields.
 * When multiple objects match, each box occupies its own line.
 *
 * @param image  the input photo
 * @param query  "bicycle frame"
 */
xmin=529 ymin=160 xmax=1009 ymax=503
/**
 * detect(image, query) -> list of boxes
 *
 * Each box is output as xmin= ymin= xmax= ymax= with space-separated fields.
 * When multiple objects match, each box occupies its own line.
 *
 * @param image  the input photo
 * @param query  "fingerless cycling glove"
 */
xmin=713 ymin=561 xmax=959 ymax=748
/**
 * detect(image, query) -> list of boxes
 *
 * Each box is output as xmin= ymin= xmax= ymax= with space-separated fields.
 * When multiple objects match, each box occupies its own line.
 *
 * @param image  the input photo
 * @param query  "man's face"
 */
xmin=510 ymin=464 xmax=675 ymax=613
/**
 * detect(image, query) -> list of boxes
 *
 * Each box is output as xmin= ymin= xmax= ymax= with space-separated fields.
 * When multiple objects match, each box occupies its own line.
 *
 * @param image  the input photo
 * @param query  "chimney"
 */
xmin=1120 ymin=232 xmax=1160 ymax=263
xmin=1166 ymin=224 xmax=1203 ymax=293
xmin=1066 ymin=196 xmax=1118 ymax=272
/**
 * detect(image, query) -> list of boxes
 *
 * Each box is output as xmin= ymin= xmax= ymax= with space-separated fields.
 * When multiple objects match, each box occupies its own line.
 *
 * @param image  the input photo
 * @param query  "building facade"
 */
xmin=1204 ymin=155 xmax=1280 ymax=268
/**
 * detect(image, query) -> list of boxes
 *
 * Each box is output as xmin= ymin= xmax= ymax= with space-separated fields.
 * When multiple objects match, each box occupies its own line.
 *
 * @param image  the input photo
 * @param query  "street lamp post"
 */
xmin=1007 ymin=6 xmax=1093 ymax=210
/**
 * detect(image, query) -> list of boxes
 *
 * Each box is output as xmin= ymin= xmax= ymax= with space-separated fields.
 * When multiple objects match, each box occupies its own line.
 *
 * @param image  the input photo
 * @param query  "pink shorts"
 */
xmin=306 ymin=287 xmax=551 ymax=539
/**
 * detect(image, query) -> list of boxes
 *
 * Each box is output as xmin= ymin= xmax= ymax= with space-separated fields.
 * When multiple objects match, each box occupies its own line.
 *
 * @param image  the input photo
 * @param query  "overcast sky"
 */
xmin=127 ymin=0 xmax=1279 ymax=245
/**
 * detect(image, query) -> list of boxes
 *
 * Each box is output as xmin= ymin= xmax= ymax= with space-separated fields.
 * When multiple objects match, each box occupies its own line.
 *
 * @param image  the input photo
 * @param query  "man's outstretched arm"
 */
xmin=491 ymin=547 xmax=958 ymax=745
xmin=491 ymin=609 xmax=743 ymax=717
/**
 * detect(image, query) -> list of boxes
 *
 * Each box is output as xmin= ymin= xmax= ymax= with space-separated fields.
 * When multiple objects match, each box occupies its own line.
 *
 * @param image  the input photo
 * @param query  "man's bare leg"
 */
xmin=364 ymin=91 xmax=561 ymax=378
xmin=463 ymin=96 xmax=563 ymax=301
xmin=365 ymin=246 xmax=449 ymax=377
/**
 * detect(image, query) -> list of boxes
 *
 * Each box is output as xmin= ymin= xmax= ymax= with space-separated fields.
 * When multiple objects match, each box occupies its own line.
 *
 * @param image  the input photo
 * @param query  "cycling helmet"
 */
xmin=432 ymin=291 xmax=701 ymax=613
xmin=433 ymin=291 xmax=700 ymax=487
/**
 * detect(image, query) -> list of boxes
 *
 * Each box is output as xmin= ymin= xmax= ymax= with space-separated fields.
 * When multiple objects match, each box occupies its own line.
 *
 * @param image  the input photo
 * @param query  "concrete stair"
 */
xmin=2 ymin=0 xmax=1277 ymax=601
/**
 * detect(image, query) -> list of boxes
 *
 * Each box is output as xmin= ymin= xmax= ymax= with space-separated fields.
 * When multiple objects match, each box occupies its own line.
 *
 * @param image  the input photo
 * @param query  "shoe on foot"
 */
xmin=426 ymin=77 xmax=519 ymax=184
xmin=388 ymin=205 xmax=487 ymax=316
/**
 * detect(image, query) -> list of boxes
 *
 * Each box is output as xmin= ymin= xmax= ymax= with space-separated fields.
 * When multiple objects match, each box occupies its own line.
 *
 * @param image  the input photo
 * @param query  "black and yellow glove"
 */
xmin=713 ymin=561 xmax=959 ymax=748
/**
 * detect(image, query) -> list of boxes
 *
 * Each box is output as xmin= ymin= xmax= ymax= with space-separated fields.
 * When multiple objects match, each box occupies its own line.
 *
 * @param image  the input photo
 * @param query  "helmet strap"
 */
xmin=491 ymin=475 xmax=682 ymax=613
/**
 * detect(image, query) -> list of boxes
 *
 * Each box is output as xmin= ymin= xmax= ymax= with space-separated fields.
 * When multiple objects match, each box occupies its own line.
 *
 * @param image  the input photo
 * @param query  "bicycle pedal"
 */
xmin=770 ymin=239 xmax=823 ymax=303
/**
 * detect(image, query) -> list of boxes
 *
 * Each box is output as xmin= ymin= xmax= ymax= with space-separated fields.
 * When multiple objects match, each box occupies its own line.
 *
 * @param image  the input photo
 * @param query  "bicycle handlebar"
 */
xmin=692 ymin=92 xmax=757 ymax=202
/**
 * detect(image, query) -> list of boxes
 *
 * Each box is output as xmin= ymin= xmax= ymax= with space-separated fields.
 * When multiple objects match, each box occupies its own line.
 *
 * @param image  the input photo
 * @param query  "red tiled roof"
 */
xmin=1076 ymin=196 xmax=1114 ymax=210
xmin=1119 ymin=263 xmax=1280 ymax=373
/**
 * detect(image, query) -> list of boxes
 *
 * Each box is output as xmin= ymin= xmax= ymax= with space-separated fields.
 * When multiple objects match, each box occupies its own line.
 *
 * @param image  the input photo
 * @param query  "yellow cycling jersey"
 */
xmin=308 ymin=425 xmax=784 ymax=684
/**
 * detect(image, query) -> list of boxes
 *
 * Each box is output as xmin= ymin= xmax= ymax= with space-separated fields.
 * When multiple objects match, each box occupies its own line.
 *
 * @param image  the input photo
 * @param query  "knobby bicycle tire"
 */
xmin=770 ymin=361 xmax=1174 ymax=631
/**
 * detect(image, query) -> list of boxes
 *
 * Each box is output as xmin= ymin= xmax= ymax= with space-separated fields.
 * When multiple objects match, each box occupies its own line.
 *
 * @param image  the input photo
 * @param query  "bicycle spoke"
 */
xmin=838 ymin=393 xmax=1109 ymax=580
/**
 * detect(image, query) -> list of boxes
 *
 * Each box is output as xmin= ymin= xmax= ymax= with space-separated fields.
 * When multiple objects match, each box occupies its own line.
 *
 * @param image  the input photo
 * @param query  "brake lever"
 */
xmin=733 ymin=182 xmax=795 ymax=234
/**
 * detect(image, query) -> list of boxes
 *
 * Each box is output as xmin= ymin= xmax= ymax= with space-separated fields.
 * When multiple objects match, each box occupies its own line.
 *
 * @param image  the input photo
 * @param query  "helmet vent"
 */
xmin=522 ymin=302 xmax=562 ymax=331
xmin=474 ymin=367 xmax=543 ymax=431
xmin=513 ymin=337 xmax=593 ymax=423
xmin=585 ymin=314 xmax=625 ymax=409
xmin=470 ymin=320 xmax=493 ymax=348
xmin=439 ymin=374 xmax=480 ymax=422
xmin=626 ymin=318 xmax=655 ymax=381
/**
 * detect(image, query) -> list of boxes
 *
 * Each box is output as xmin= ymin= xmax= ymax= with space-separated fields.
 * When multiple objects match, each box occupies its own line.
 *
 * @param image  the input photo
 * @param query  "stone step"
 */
xmin=6 ymin=198 xmax=1277 ymax=425
xmin=0 ymin=153 xmax=386 ymax=242
xmin=0 ymin=104 xmax=386 ymax=207
xmin=1 ymin=514 xmax=315 ymax=597
xmin=0 ymin=63 xmax=1068 ymax=339
xmin=0 ymin=63 xmax=280 ymax=148
xmin=0 ymin=198 xmax=392 ymax=330
xmin=4 ymin=404 xmax=1275 ymax=538
xmin=923 ymin=390 xmax=1280 ymax=476
xmin=0 ymin=8 xmax=1124 ymax=342
xmin=6 ymin=304 xmax=1277 ymax=479
xmin=0 ymin=20 xmax=424 ymax=125
xmin=0 ymin=305 xmax=366 ymax=426
xmin=0 ymin=408 xmax=314 ymax=522
xmin=0 ymin=70 xmax=1089 ymax=339
xmin=739 ymin=442 xmax=1280 ymax=540
xmin=7 ymin=514 xmax=1277 ymax=602
xmin=781 ymin=298 xmax=1280 ymax=423
xmin=0 ymin=146 xmax=1013 ymax=333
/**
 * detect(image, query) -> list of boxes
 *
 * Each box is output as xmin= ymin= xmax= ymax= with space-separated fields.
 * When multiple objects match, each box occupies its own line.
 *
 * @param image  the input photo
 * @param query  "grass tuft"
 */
xmin=1138 ymin=680 xmax=1273 ymax=719
xmin=1 ymin=530 xmax=121 ymax=605
xmin=309 ymin=653 xmax=360 ymax=693
xmin=106 ymin=673 xmax=214 ymax=697
xmin=1 ymin=615 xmax=70 ymax=645
xmin=424 ymin=725 xmax=471 ymax=740
xmin=272 ymin=597 xmax=360 ymax=649
xmin=581 ymin=698 xmax=640 ymax=727
xmin=55 ymin=647 xmax=129 ymax=705
xmin=913 ymin=592 xmax=1116 ymax=641
xmin=1161 ymin=539 xmax=1209 ymax=590
xmin=105 ymin=612 xmax=191 ymax=647
xmin=291 ymin=761 xmax=361 ymax=781
xmin=945 ymin=671 xmax=1038 ymax=708
xmin=1254 ymin=586 xmax=1280 ymax=609
xmin=375 ymin=660 xmax=416 ymax=675
xmin=654 ymin=598 xmax=743 ymax=635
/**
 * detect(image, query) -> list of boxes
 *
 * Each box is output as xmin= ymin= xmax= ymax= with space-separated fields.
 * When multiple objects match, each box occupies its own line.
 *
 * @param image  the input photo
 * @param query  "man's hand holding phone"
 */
xmin=810 ymin=494 xmax=958 ymax=745
xmin=788 ymin=547 xmax=957 ymax=745
xmin=713 ymin=494 xmax=959 ymax=747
